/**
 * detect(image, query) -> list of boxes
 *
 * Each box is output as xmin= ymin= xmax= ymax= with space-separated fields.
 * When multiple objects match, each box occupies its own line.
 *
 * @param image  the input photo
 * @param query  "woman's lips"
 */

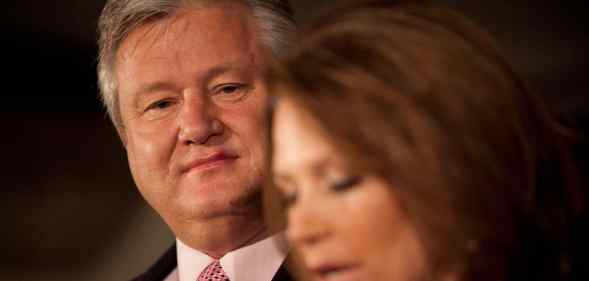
xmin=309 ymin=263 xmax=360 ymax=281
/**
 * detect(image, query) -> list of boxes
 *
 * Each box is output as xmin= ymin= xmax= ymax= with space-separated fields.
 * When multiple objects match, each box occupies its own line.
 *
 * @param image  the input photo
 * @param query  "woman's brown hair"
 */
xmin=266 ymin=0 xmax=582 ymax=280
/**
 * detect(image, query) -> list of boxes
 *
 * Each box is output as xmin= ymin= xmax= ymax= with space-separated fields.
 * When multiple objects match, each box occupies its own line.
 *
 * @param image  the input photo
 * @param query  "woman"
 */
xmin=266 ymin=1 xmax=582 ymax=281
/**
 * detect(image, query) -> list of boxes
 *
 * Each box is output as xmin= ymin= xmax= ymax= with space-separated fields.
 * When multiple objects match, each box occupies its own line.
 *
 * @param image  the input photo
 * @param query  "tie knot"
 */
xmin=197 ymin=260 xmax=230 ymax=281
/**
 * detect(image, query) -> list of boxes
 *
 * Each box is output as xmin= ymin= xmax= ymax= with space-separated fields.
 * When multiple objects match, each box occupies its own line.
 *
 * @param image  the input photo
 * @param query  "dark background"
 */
xmin=2 ymin=1 xmax=587 ymax=280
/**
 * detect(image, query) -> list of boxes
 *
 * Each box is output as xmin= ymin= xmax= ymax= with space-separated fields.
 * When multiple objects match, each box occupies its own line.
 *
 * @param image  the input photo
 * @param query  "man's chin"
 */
xmin=172 ymin=185 xmax=263 ymax=220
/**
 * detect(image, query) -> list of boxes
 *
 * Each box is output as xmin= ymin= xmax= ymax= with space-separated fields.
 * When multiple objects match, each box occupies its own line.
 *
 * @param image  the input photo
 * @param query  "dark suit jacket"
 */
xmin=131 ymin=244 xmax=294 ymax=281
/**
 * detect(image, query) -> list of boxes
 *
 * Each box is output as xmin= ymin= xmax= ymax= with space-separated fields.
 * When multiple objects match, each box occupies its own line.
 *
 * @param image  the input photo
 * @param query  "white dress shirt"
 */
xmin=163 ymin=233 xmax=289 ymax=281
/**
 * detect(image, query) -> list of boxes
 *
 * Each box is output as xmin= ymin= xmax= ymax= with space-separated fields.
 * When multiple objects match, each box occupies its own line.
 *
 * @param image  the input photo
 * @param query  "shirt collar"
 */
xmin=176 ymin=233 xmax=288 ymax=281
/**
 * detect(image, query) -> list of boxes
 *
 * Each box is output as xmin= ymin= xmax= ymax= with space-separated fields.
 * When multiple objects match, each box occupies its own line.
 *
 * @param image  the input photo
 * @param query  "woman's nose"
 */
xmin=286 ymin=200 xmax=330 ymax=248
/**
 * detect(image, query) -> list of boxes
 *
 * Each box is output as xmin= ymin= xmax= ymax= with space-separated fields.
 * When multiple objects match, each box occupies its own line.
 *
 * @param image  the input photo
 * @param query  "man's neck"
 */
xmin=174 ymin=215 xmax=269 ymax=258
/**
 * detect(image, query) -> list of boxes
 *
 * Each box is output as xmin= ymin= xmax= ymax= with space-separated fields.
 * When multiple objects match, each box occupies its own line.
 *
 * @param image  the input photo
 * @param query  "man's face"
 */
xmin=114 ymin=4 xmax=269 ymax=230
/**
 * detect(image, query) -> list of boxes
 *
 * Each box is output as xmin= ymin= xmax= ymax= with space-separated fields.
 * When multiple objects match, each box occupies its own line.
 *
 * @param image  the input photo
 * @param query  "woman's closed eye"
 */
xmin=281 ymin=189 xmax=298 ymax=207
xmin=330 ymin=175 xmax=362 ymax=192
xmin=274 ymin=176 xmax=298 ymax=207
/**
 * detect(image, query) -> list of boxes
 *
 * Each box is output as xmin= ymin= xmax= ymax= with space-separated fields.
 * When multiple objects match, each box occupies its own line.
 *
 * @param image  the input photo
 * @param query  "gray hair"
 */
xmin=97 ymin=0 xmax=296 ymax=128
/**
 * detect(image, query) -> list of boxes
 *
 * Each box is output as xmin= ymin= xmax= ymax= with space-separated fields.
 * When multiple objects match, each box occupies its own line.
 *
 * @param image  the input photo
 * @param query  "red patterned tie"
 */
xmin=197 ymin=260 xmax=230 ymax=281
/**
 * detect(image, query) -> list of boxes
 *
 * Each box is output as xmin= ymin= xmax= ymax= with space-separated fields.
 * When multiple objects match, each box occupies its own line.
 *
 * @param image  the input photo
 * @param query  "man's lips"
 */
xmin=182 ymin=151 xmax=238 ymax=173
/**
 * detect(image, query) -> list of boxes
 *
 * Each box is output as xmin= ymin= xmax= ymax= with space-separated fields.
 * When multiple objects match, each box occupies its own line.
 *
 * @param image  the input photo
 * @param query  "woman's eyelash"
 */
xmin=281 ymin=190 xmax=298 ymax=207
xmin=331 ymin=176 xmax=362 ymax=191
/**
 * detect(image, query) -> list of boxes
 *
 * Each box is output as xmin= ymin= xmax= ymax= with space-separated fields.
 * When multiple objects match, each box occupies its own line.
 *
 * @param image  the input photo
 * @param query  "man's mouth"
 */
xmin=183 ymin=151 xmax=238 ymax=173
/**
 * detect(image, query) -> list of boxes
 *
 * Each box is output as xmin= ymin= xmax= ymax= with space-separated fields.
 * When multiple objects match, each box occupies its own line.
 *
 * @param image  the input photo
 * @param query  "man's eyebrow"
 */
xmin=202 ymin=61 xmax=253 ymax=84
xmin=134 ymin=82 xmax=177 ymax=97
xmin=131 ymin=82 xmax=177 ymax=110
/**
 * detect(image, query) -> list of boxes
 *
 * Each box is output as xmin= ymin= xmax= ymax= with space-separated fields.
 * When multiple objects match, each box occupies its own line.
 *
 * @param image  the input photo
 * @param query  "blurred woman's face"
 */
xmin=271 ymin=97 xmax=426 ymax=281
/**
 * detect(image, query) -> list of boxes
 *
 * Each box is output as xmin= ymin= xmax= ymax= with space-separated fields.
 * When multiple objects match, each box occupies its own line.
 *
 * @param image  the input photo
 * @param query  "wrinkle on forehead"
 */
xmin=119 ymin=21 xmax=164 ymax=64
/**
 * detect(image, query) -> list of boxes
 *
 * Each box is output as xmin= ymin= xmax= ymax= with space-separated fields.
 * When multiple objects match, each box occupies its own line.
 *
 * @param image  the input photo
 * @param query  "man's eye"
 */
xmin=330 ymin=176 xmax=362 ymax=192
xmin=213 ymin=83 xmax=252 ymax=102
xmin=220 ymin=85 xmax=241 ymax=94
xmin=146 ymin=100 xmax=172 ymax=111
xmin=141 ymin=99 xmax=178 ymax=120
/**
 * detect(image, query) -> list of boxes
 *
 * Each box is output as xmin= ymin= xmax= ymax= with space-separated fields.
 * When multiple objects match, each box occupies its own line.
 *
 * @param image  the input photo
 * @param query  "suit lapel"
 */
xmin=131 ymin=244 xmax=177 ymax=281
xmin=271 ymin=263 xmax=295 ymax=281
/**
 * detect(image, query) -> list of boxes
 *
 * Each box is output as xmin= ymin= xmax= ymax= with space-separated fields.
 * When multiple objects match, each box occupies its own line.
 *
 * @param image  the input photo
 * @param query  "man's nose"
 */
xmin=177 ymin=91 xmax=224 ymax=145
xmin=286 ymin=200 xmax=330 ymax=248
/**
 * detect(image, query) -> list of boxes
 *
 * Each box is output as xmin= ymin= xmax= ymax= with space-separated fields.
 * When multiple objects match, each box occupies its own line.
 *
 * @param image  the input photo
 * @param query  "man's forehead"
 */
xmin=117 ymin=4 xmax=256 ymax=60
xmin=113 ymin=2 xmax=267 ymax=98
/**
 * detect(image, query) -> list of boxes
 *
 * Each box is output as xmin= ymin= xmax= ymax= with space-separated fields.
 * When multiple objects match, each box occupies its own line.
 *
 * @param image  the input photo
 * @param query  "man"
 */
xmin=96 ymin=1 xmax=296 ymax=280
